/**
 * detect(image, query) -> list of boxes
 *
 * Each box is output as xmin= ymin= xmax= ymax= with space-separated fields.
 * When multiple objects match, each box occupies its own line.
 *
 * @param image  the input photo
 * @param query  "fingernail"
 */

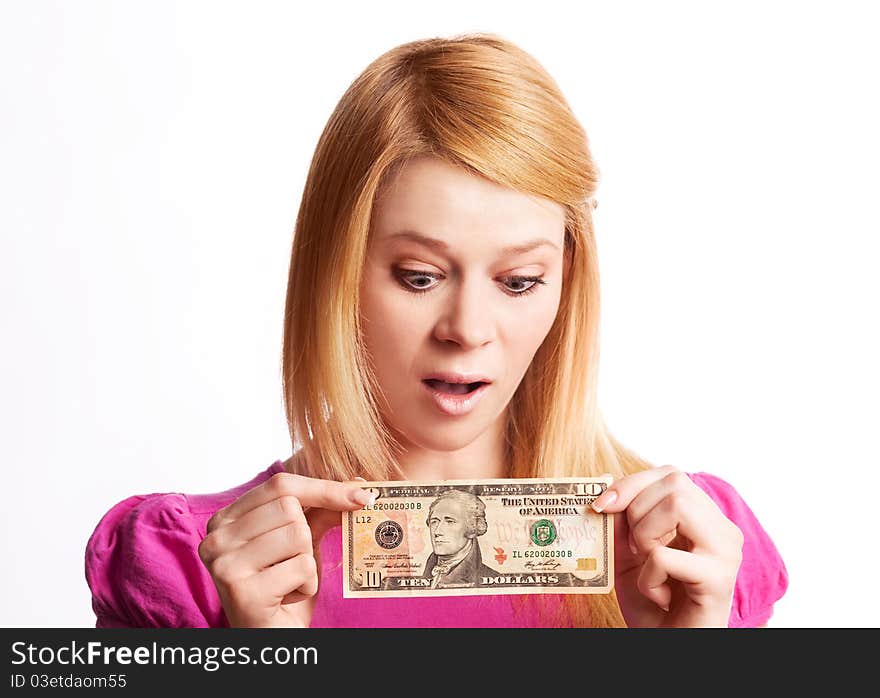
xmin=628 ymin=530 xmax=638 ymax=555
xmin=591 ymin=489 xmax=617 ymax=513
xmin=352 ymin=488 xmax=376 ymax=506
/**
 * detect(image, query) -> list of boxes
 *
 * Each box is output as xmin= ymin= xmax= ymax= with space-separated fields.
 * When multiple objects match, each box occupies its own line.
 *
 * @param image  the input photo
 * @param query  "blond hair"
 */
xmin=281 ymin=32 xmax=655 ymax=627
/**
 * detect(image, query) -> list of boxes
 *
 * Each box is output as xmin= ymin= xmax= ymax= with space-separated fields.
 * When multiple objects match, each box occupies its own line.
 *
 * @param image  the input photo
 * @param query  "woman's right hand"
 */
xmin=197 ymin=472 xmax=374 ymax=628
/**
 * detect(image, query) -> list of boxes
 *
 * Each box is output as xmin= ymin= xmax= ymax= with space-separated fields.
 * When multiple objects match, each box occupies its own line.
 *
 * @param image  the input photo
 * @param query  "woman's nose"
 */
xmin=433 ymin=278 xmax=495 ymax=348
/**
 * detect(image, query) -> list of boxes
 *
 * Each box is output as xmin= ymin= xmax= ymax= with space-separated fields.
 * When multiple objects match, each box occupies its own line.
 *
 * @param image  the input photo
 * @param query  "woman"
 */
xmin=85 ymin=33 xmax=788 ymax=628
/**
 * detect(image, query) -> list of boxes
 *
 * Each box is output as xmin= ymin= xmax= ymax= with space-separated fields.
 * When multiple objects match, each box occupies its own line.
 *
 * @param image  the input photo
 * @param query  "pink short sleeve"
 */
xmin=84 ymin=492 xmax=226 ymax=628
xmin=688 ymin=472 xmax=789 ymax=627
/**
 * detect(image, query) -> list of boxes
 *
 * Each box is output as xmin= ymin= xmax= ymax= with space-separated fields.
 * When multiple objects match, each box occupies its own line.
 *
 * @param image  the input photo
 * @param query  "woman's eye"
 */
xmin=504 ymin=277 xmax=541 ymax=294
xmin=399 ymin=271 xmax=439 ymax=291
xmin=395 ymin=269 xmax=546 ymax=297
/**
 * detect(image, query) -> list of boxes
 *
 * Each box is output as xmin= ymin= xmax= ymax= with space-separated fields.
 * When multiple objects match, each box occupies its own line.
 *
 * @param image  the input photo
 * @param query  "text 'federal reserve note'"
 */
xmin=342 ymin=477 xmax=614 ymax=598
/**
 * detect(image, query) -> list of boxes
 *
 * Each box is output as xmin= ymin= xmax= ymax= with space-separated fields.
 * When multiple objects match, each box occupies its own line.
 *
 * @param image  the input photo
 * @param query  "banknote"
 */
xmin=342 ymin=477 xmax=613 ymax=597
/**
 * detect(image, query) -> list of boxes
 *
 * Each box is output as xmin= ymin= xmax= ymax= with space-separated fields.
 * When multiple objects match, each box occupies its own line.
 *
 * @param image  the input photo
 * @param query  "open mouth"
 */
xmin=422 ymin=379 xmax=487 ymax=395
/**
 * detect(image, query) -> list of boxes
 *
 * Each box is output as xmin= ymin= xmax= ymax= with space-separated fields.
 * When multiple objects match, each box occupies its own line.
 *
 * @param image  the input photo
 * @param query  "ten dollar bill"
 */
xmin=342 ymin=477 xmax=614 ymax=598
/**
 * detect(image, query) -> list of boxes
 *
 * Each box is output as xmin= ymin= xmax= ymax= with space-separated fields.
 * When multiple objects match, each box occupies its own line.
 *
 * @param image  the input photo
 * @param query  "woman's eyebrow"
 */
xmin=385 ymin=230 xmax=559 ymax=256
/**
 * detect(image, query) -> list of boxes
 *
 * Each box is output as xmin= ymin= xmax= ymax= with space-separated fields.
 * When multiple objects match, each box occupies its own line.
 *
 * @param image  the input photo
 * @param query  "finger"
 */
xmin=307 ymin=480 xmax=371 ymax=544
xmin=625 ymin=472 xmax=698 ymax=554
xmin=259 ymin=553 xmax=320 ymax=603
xmin=637 ymin=546 xmax=712 ymax=610
xmin=591 ymin=465 xmax=678 ymax=513
xmin=204 ymin=500 xmax=347 ymax=572
xmin=279 ymin=587 xmax=316 ymax=607
xmin=613 ymin=513 xmax=673 ymax=572
xmin=625 ymin=471 xmax=682 ymax=526
xmin=629 ymin=485 xmax=706 ymax=555
xmin=206 ymin=495 xmax=309 ymax=558
xmin=633 ymin=472 xmax=735 ymax=555
xmin=223 ymin=520 xmax=315 ymax=576
xmin=629 ymin=506 xmax=684 ymax=557
xmin=208 ymin=473 xmax=374 ymax=533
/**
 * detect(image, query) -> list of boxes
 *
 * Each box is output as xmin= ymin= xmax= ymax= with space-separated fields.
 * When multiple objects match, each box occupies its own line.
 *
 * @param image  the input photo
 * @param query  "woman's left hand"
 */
xmin=592 ymin=465 xmax=744 ymax=627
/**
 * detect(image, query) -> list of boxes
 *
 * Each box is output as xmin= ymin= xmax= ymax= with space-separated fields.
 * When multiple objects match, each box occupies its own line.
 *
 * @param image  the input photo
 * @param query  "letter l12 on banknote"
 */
xmin=342 ymin=477 xmax=614 ymax=598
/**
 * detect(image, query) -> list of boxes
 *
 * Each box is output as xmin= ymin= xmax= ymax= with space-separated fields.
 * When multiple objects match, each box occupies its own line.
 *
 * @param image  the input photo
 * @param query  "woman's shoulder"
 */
xmin=686 ymin=470 xmax=789 ymax=627
xmin=84 ymin=459 xmax=287 ymax=628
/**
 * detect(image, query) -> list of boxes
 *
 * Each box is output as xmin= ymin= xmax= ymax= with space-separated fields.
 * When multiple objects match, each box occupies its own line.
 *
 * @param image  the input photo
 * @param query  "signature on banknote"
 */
xmin=524 ymin=559 xmax=563 ymax=571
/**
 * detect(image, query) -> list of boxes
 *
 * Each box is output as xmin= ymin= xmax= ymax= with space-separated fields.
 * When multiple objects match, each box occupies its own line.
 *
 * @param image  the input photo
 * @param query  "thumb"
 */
xmin=305 ymin=478 xmax=374 ymax=545
xmin=307 ymin=477 xmax=372 ymax=545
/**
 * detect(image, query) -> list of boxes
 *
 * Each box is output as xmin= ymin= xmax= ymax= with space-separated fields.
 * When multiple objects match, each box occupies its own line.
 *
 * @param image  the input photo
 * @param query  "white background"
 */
xmin=2 ymin=0 xmax=877 ymax=628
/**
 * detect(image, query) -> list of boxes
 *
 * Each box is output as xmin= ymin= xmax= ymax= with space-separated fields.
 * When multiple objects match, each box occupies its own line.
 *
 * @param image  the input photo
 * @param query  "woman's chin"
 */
xmin=397 ymin=422 xmax=488 ymax=454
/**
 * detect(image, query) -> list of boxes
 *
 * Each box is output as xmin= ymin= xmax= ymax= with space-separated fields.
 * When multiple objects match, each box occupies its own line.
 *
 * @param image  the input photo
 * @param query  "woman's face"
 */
xmin=359 ymin=155 xmax=567 ymax=459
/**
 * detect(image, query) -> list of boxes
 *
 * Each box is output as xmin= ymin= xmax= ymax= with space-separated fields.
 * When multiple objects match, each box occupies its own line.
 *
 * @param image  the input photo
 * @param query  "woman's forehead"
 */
xmin=372 ymin=155 xmax=565 ymax=252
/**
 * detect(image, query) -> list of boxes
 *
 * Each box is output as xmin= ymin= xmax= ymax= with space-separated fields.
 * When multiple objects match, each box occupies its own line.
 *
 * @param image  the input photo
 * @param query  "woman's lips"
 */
xmin=421 ymin=379 xmax=490 ymax=416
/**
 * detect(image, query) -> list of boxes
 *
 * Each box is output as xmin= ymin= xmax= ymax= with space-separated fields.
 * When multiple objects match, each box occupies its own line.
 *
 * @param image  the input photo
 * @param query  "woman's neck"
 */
xmin=395 ymin=423 xmax=509 ymax=481
xmin=283 ymin=414 xmax=511 ymax=481
xmin=400 ymin=457 xmax=507 ymax=481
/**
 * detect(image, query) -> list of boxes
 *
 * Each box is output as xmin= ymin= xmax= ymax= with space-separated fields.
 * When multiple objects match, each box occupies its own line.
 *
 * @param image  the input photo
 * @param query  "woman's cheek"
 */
xmin=502 ymin=299 xmax=553 ymax=344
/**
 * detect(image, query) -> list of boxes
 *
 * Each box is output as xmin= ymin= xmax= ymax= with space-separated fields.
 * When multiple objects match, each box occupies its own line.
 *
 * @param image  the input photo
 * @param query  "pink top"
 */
xmin=84 ymin=460 xmax=788 ymax=628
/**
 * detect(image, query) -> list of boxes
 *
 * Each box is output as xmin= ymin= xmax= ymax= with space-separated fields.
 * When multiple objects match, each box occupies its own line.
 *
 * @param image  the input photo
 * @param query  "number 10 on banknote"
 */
xmin=342 ymin=477 xmax=614 ymax=598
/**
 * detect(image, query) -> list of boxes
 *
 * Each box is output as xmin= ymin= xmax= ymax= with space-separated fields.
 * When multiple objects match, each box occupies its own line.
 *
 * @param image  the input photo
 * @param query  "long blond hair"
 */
xmin=281 ymin=32 xmax=654 ymax=627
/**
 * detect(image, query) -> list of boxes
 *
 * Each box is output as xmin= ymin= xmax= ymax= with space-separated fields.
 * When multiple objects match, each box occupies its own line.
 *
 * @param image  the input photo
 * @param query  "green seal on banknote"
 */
xmin=530 ymin=519 xmax=557 ymax=546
